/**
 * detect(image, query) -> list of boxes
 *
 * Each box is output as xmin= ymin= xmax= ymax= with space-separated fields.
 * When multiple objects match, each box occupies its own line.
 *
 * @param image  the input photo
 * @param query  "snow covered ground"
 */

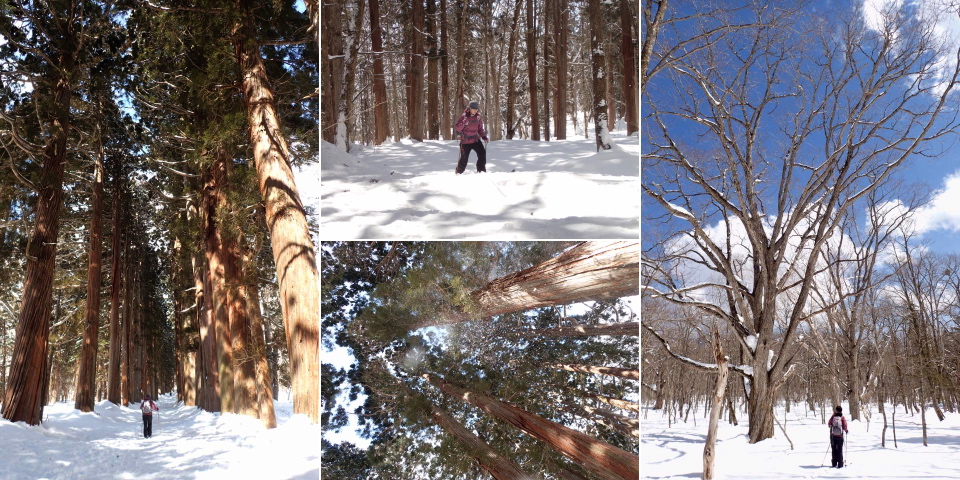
xmin=320 ymin=128 xmax=639 ymax=239
xmin=0 ymin=394 xmax=319 ymax=479
xmin=642 ymin=403 xmax=960 ymax=479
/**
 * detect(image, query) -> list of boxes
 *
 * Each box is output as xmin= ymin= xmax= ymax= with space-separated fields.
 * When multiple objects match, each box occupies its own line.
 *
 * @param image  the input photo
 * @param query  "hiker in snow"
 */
xmin=454 ymin=100 xmax=489 ymax=174
xmin=829 ymin=405 xmax=849 ymax=468
xmin=140 ymin=395 xmax=160 ymax=438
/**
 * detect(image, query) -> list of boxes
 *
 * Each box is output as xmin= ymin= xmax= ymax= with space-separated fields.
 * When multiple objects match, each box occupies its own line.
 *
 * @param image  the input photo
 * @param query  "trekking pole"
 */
xmin=820 ymin=441 xmax=829 ymax=467
xmin=845 ymin=431 xmax=848 ymax=467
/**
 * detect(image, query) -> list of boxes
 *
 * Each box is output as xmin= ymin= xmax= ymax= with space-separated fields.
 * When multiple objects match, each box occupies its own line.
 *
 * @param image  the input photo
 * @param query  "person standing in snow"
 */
xmin=454 ymin=100 xmax=489 ymax=174
xmin=140 ymin=395 xmax=160 ymax=438
xmin=829 ymin=405 xmax=849 ymax=468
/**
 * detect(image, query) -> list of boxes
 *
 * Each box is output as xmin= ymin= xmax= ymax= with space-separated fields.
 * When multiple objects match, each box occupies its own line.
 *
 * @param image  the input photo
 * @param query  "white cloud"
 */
xmin=913 ymin=171 xmax=960 ymax=233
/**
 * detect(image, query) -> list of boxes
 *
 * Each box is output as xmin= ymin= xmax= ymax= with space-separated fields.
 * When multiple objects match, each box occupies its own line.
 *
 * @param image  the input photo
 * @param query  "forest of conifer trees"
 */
xmin=0 ymin=0 xmax=319 ymax=432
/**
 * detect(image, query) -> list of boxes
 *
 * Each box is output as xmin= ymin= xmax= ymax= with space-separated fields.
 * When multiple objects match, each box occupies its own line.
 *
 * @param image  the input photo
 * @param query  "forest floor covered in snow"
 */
xmin=642 ymin=403 xmax=960 ymax=479
xmin=0 ymin=393 xmax=319 ymax=479
xmin=320 ymin=128 xmax=639 ymax=239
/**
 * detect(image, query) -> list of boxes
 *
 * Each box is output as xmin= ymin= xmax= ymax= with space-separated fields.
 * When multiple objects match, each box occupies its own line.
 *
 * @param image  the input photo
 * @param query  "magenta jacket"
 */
xmin=454 ymin=109 xmax=487 ymax=144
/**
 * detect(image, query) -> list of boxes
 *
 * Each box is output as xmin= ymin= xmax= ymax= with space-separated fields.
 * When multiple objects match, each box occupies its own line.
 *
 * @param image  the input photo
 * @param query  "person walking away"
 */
xmin=454 ymin=100 xmax=489 ymax=174
xmin=141 ymin=394 xmax=160 ymax=438
xmin=829 ymin=405 xmax=849 ymax=468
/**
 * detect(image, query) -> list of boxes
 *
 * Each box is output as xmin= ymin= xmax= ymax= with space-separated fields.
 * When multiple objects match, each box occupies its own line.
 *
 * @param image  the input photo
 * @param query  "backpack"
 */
xmin=830 ymin=415 xmax=843 ymax=436
xmin=141 ymin=401 xmax=153 ymax=414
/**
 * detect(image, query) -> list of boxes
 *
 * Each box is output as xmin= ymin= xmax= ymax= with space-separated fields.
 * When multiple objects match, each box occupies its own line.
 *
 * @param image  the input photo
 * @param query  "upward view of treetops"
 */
xmin=321 ymin=241 xmax=640 ymax=479
xmin=0 ymin=0 xmax=318 ymax=431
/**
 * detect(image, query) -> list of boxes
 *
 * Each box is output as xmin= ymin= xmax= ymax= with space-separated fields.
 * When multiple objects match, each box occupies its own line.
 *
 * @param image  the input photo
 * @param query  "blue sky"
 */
xmin=642 ymin=0 xmax=960 ymax=255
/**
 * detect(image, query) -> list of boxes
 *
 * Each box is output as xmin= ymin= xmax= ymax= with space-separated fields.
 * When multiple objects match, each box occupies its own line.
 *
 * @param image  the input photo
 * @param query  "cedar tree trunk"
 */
xmin=233 ymin=0 xmax=320 ymax=422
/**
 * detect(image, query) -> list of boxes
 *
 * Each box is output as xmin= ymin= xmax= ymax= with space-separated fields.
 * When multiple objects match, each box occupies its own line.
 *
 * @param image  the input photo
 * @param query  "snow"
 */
xmin=745 ymin=334 xmax=757 ymax=351
xmin=642 ymin=403 xmax=960 ymax=479
xmin=0 ymin=394 xmax=319 ymax=479
xmin=321 ymin=124 xmax=639 ymax=239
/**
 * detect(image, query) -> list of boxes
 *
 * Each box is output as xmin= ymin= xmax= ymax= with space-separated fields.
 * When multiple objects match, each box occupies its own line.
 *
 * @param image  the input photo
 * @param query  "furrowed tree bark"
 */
xmin=204 ymin=158 xmax=234 ymax=413
xmin=369 ymin=0 xmax=390 ymax=144
xmin=425 ymin=373 xmax=639 ymax=480
xmin=553 ymin=0 xmax=567 ymax=139
xmin=106 ymin=160 xmax=123 ymax=405
xmin=409 ymin=241 xmax=638 ymax=330
xmin=233 ymin=0 xmax=320 ymax=422
xmin=515 ymin=322 xmax=639 ymax=338
xmin=223 ymin=203 xmax=257 ymax=417
xmin=75 ymin=132 xmax=106 ymax=413
xmin=543 ymin=0 xmax=552 ymax=142
xmin=246 ymin=271 xmax=276 ymax=428
xmin=525 ymin=0 xmax=540 ymax=140
xmin=427 ymin=398 xmax=531 ymax=479
xmin=588 ymin=0 xmax=611 ymax=150
xmin=550 ymin=363 xmax=639 ymax=380
xmin=408 ymin=0 xmax=425 ymax=141
xmin=2 ymin=48 xmax=75 ymax=425
xmin=505 ymin=0 xmax=523 ymax=139
xmin=426 ymin=0 xmax=440 ymax=140
xmin=121 ymin=233 xmax=131 ymax=405
xmin=704 ymin=327 xmax=728 ymax=480
xmin=455 ymin=0 xmax=470 ymax=110
xmin=197 ymin=250 xmax=221 ymax=412
xmin=619 ymin=0 xmax=637 ymax=135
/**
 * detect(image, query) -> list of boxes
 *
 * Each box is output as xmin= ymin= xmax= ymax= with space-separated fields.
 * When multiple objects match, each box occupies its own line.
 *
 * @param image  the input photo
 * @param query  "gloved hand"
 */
xmin=483 ymin=137 xmax=489 ymax=146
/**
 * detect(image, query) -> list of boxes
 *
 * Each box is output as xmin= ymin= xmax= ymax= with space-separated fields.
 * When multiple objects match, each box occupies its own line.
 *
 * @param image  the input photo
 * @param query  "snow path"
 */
xmin=321 ymin=129 xmax=639 ymax=239
xmin=643 ymin=404 xmax=960 ymax=479
xmin=0 ymin=394 xmax=319 ymax=479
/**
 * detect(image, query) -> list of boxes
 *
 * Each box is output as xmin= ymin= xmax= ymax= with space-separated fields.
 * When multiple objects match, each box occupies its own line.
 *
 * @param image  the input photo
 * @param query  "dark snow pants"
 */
xmin=143 ymin=414 xmax=153 ymax=438
xmin=830 ymin=435 xmax=844 ymax=467
xmin=456 ymin=141 xmax=486 ymax=173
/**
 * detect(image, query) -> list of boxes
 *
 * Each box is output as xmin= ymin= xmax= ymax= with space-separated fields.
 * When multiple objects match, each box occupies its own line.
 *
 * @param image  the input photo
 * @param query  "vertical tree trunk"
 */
xmin=246 ymin=272 xmax=277 ymax=428
xmin=408 ymin=0 xmax=425 ymax=141
xmin=427 ymin=0 xmax=440 ymax=140
xmin=455 ymin=0 xmax=471 ymax=111
xmin=336 ymin=0 xmax=365 ymax=151
xmin=321 ymin=0 xmax=344 ymax=143
xmin=425 ymin=373 xmax=639 ymax=480
xmin=369 ymin=0 xmax=390 ymax=144
xmin=121 ymin=234 xmax=131 ymax=405
xmin=233 ymin=0 xmax=320 ymax=422
xmin=205 ymin=158 xmax=234 ymax=413
xmin=197 ymin=251 xmax=221 ymax=412
xmin=619 ymin=0 xmax=637 ymax=135
xmin=441 ymin=0 xmax=450 ymax=138
xmin=553 ymin=0 xmax=568 ymax=139
xmin=427 ymin=399 xmax=531 ymax=479
xmin=505 ymin=0 xmax=523 ymax=139
xmin=588 ymin=0 xmax=611 ymax=151
xmin=75 ymin=132 xmax=106 ymax=413
xmin=525 ymin=0 xmax=540 ymax=140
xmin=704 ymin=328 xmax=728 ymax=480
xmin=543 ymin=0 xmax=551 ymax=142
xmin=2 ymin=52 xmax=74 ymax=425
xmin=106 ymin=161 xmax=123 ymax=405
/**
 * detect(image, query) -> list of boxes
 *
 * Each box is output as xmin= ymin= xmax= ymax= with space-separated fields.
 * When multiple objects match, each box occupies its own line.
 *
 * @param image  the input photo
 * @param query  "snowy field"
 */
xmin=642 ymin=403 xmax=960 ymax=479
xmin=0 ymin=394 xmax=319 ymax=479
xmin=320 ymin=127 xmax=639 ymax=239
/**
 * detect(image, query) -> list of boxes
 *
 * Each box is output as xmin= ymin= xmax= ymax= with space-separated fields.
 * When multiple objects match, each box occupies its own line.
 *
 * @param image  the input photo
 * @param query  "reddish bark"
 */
xmin=425 ymin=373 xmax=639 ymax=480
xmin=369 ymin=0 xmax=390 ymax=144
xmin=525 ymin=0 xmax=539 ymax=140
xmin=204 ymin=158 xmax=234 ymax=413
xmin=75 ymin=142 xmax=106 ymax=412
xmin=619 ymin=0 xmax=637 ymax=135
xmin=106 ymin=161 xmax=123 ymax=405
xmin=2 ymin=58 xmax=73 ymax=424
xmin=246 ymin=274 xmax=277 ymax=428
xmin=427 ymin=399 xmax=530 ymax=479
xmin=233 ymin=0 xmax=320 ymax=422
xmin=410 ymin=241 xmax=639 ymax=330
